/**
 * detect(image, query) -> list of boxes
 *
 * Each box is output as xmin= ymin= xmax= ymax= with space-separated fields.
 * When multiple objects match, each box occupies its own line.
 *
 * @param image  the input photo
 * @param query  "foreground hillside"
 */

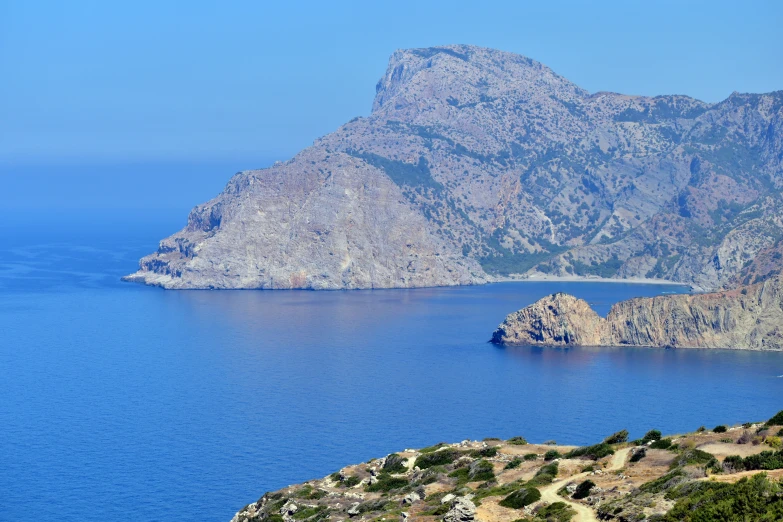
xmin=126 ymin=44 xmax=783 ymax=290
xmin=491 ymin=274 xmax=783 ymax=350
xmin=231 ymin=412 xmax=783 ymax=522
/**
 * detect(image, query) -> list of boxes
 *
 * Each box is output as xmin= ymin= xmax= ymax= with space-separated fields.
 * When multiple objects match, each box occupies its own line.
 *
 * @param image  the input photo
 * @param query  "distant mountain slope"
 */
xmin=125 ymin=45 xmax=783 ymax=290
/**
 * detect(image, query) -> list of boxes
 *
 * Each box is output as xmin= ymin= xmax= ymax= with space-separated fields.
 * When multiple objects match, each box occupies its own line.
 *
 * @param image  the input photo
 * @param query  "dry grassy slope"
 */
xmin=126 ymin=45 xmax=783 ymax=290
xmin=230 ymin=421 xmax=783 ymax=522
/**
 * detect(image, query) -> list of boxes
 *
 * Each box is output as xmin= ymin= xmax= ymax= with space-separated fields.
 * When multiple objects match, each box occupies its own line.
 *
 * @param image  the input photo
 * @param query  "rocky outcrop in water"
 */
xmin=126 ymin=45 xmax=783 ymax=290
xmin=492 ymin=275 xmax=783 ymax=350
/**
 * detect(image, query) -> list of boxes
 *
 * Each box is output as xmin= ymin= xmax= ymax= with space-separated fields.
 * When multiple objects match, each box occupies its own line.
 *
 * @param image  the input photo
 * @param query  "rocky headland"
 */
xmin=125 ymin=45 xmax=783 ymax=290
xmin=231 ymin=411 xmax=783 ymax=522
xmin=491 ymin=275 xmax=783 ymax=350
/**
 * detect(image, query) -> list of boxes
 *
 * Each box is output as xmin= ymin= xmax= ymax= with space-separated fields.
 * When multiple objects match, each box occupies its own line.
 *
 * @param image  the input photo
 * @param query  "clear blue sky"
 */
xmin=1 ymin=0 xmax=781 ymax=166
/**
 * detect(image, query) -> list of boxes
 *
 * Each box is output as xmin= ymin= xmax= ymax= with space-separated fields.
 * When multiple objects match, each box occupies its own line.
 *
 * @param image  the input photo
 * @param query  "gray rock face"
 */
xmin=443 ymin=497 xmax=476 ymax=522
xmin=126 ymin=45 xmax=783 ymax=290
xmin=492 ymin=275 xmax=783 ymax=350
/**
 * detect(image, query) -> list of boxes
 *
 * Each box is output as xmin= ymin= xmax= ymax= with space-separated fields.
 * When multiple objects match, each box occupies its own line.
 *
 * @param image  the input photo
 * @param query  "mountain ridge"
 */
xmin=125 ymin=45 xmax=783 ymax=290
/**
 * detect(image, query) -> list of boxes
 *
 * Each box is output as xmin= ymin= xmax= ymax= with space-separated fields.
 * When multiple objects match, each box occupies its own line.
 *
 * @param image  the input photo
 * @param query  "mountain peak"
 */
xmin=372 ymin=45 xmax=586 ymax=115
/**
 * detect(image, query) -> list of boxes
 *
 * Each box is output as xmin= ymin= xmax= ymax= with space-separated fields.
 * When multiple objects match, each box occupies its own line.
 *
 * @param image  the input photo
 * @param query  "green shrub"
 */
xmin=650 ymin=438 xmax=673 ymax=450
xmin=448 ymin=468 xmax=470 ymax=483
xmin=523 ymin=453 xmax=539 ymax=461
xmin=696 ymin=426 xmax=706 ymax=433
xmin=534 ymin=501 xmax=576 ymax=522
xmin=713 ymin=425 xmax=728 ymax=433
xmin=414 ymin=449 xmax=461 ymax=469
xmin=383 ymin=454 xmax=408 ymax=473
xmin=671 ymin=449 xmax=718 ymax=470
xmin=572 ymin=479 xmax=596 ymax=500
xmin=630 ymin=448 xmax=647 ymax=463
xmin=528 ymin=462 xmax=558 ymax=486
xmin=544 ymin=450 xmax=562 ymax=461
xmin=507 ymin=436 xmax=528 ymax=445
xmin=663 ymin=474 xmax=783 ymax=521
xmin=468 ymin=460 xmax=495 ymax=482
xmin=498 ymin=487 xmax=541 ymax=509
xmin=604 ymin=430 xmax=629 ymax=444
xmin=641 ymin=430 xmax=662 ymax=443
xmin=470 ymin=446 xmax=498 ymax=458
xmin=292 ymin=505 xmax=327 ymax=520
xmin=766 ymin=410 xmax=783 ymax=426
xmin=505 ymin=458 xmax=522 ymax=470
xmin=365 ymin=474 xmax=409 ymax=492
xmin=724 ymin=450 xmax=783 ymax=472
xmin=639 ymin=469 xmax=687 ymax=494
xmin=418 ymin=443 xmax=448 ymax=454
xmin=564 ymin=443 xmax=615 ymax=460
xmin=340 ymin=475 xmax=361 ymax=488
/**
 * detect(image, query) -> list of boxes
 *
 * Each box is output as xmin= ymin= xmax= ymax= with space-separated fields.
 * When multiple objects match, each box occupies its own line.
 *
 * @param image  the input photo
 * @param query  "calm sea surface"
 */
xmin=2 ymin=214 xmax=782 ymax=521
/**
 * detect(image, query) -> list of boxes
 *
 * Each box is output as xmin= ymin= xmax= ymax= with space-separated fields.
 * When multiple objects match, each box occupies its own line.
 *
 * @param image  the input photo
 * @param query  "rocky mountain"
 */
xmin=230 ymin=413 xmax=783 ymax=522
xmin=491 ymin=275 xmax=783 ymax=350
xmin=125 ymin=45 xmax=783 ymax=290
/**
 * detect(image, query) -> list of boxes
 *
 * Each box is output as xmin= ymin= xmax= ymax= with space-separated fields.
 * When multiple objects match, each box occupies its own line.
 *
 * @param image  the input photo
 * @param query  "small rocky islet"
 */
xmin=491 ymin=274 xmax=783 ymax=351
xmin=232 ymin=411 xmax=783 ymax=522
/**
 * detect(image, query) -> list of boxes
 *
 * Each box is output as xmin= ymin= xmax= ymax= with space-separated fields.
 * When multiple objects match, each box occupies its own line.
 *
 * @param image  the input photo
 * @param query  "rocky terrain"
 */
xmin=491 ymin=274 xmax=783 ymax=350
xmin=230 ymin=411 xmax=783 ymax=522
xmin=126 ymin=44 xmax=783 ymax=290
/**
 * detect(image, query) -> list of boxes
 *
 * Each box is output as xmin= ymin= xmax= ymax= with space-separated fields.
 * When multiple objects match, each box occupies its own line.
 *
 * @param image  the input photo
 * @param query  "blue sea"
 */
xmin=2 ymin=210 xmax=782 ymax=522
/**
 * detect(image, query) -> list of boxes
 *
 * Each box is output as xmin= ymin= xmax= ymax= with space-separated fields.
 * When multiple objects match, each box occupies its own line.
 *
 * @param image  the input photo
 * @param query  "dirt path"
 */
xmin=537 ymin=448 xmax=631 ymax=522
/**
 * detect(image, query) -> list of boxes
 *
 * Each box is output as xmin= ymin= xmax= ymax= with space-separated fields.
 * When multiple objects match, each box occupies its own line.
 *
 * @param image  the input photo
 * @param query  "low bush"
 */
xmin=564 ymin=443 xmax=615 ymax=460
xmin=383 ymin=454 xmax=408 ymax=473
xmin=507 ymin=436 xmax=528 ymax=445
xmin=641 ymin=430 xmax=662 ymax=443
xmin=737 ymin=431 xmax=753 ymax=445
xmin=724 ymin=450 xmax=783 ymax=472
xmin=696 ymin=426 xmax=706 ymax=433
xmin=418 ymin=443 xmax=448 ymax=454
xmin=505 ymin=458 xmax=522 ymax=470
xmin=767 ymin=436 xmax=782 ymax=449
xmin=534 ymin=501 xmax=576 ymax=522
xmin=498 ymin=487 xmax=541 ymax=509
xmin=292 ymin=505 xmax=327 ymax=520
xmin=671 ymin=448 xmax=717 ymax=470
xmin=544 ymin=450 xmax=561 ymax=461
xmin=629 ymin=448 xmax=647 ymax=463
xmin=468 ymin=460 xmax=495 ymax=482
xmin=604 ymin=430 xmax=629 ymax=444
xmin=523 ymin=453 xmax=539 ymax=461
xmin=663 ymin=474 xmax=783 ymax=521
xmin=414 ymin=449 xmax=461 ymax=469
xmin=365 ymin=474 xmax=409 ymax=492
xmin=713 ymin=425 xmax=728 ymax=433
xmin=470 ymin=446 xmax=498 ymax=458
xmin=766 ymin=410 xmax=783 ymax=426
xmin=572 ymin=479 xmax=596 ymax=500
xmin=650 ymin=438 xmax=673 ymax=450
xmin=528 ymin=462 xmax=558 ymax=486
xmin=340 ymin=475 xmax=361 ymax=488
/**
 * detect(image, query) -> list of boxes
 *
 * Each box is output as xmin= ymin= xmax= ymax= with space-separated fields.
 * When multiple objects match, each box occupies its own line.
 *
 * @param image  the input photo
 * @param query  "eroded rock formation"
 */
xmin=492 ymin=275 xmax=783 ymax=350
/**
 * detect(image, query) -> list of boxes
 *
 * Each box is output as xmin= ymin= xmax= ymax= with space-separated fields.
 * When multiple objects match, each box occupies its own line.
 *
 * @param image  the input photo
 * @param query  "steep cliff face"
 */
xmin=492 ymin=275 xmax=783 ymax=350
xmin=126 ymin=45 xmax=783 ymax=290
xmin=490 ymin=293 xmax=605 ymax=346
xmin=123 ymin=149 xmax=485 ymax=289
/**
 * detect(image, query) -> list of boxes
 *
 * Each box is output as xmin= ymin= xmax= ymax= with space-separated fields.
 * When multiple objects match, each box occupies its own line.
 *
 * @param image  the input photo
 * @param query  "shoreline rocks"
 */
xmin=491 ymin=275 xmax=783 ymax=350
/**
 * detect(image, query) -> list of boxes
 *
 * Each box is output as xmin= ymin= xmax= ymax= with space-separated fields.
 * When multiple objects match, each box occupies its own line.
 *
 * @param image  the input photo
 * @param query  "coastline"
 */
xmin=493 ymin=274 xmax=697 ymax=290
xmin=231 ymin=413 xmax=783 ymax=522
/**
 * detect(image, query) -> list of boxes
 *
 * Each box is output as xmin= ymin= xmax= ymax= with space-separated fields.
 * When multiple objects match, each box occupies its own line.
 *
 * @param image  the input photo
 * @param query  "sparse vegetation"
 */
xmin=498 ymin=487 xmax=541 ymax=509
xmin=564 ymin=443 xmax=614 ymax=460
